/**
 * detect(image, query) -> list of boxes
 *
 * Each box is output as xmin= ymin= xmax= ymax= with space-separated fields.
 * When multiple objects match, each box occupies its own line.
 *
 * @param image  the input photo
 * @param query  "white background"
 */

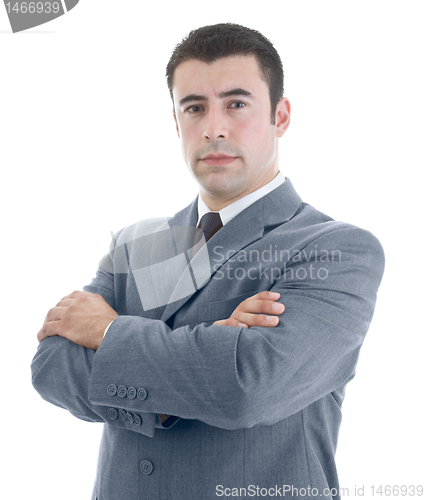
xmin=1 ymin=1 xmax=424 ymax=498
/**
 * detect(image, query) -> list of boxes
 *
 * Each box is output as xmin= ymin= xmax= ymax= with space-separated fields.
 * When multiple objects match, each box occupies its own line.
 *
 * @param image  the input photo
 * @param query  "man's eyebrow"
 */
xmin=218 ymin=88 xmax=252 ymax=99
xmin=178 ymin=88 xmax=253 ymax=107
xmin=179 ymin=94 xmax=207 ymax=106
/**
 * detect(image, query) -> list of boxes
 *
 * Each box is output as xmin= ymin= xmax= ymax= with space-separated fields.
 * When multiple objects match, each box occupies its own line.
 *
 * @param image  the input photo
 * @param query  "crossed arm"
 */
xmin=37 ymin=290 xmax=285 ymax=350
xmin=33 ymin=289 xmax=285 ymax=435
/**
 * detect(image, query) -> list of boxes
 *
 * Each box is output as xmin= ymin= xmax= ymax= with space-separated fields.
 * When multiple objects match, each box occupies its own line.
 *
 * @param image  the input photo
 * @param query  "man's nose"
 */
xmin=202 ymin=108 xmax=228 ymax=141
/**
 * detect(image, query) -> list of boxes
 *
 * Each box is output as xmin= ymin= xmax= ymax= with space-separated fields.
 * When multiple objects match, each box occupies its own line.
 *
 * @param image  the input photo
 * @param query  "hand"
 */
xmin=213 ymin=291 xmax=285 ymax=328
xmin=37 ymin=291 xmax=118 ymax=350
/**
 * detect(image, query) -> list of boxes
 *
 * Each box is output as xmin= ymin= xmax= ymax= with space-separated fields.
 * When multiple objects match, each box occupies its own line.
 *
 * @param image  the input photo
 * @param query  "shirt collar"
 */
xmin=196 ymin=172 xmax=286 ymax=227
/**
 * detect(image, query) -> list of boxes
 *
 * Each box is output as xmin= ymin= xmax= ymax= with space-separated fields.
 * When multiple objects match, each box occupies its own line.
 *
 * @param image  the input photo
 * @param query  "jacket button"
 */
xmin=140 ymin=460 xmax=153 ymax=475
xmin=118 ymin=409 xmax=127 ymax=421
xmin=134 ymin=414 xmax=142 ymax=426
xmin=107 ymin=408 xmax=118 ymax=420
xmin=137 ymin=388 xmax=148 ymax=401
xmin=126 ymin=412 xmax=134 ymax=423
xmin=107 ymin=384 xmax=117 ymax=397
xmin=127 ymin=387 xmax=137 ymax=399
xmin=117 ymin=385 xmax=127 ymax=398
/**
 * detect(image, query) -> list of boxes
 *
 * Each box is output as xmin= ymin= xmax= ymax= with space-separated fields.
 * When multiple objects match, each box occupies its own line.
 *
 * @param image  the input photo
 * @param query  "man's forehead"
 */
xmin=172 ymin=55 xmax=265 ymax=100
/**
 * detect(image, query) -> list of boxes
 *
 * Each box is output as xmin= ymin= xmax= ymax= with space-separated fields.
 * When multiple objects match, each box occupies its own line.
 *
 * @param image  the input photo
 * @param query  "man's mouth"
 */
xmin=200 ymin=154 xmax=238 ymax=166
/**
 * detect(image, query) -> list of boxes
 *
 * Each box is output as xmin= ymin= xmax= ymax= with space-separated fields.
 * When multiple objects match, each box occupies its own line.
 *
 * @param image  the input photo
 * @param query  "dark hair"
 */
xmin=166 ymin=23 xmax=284 ymax=123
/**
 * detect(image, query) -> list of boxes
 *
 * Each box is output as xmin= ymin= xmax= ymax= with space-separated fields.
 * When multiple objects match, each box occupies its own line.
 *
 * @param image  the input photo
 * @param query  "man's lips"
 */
xmin=199 ymin=154 xmax=238 ymax=166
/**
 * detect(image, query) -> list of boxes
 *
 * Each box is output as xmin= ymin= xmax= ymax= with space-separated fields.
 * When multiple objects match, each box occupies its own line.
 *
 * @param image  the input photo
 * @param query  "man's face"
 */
xmin=172 ymin=55 xmax=290 ymax=209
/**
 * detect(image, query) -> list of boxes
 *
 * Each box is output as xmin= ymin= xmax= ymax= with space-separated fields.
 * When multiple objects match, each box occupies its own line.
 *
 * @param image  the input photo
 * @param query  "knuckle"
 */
xmin=40 ymin=323 xmax=49 ymax=338
xmin=260 ymin=299 xmax=268 ymax=310
xmin=46 ymin=308 xmax=55 ymax=321
xmin=250 ymin=315 xmax=262 ymax=326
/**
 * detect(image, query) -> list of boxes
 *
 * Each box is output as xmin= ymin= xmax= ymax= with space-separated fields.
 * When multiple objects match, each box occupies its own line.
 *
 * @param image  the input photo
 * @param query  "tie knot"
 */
xmin=198 ymin=212 xmax=223 ymax=242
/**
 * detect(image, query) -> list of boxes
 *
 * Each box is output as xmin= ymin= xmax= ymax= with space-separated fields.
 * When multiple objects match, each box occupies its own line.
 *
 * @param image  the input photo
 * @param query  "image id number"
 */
xmin=371 ymin=485 xmax=423 ymax=496
xmin=5 ymin=2 xmax=60 ymax=14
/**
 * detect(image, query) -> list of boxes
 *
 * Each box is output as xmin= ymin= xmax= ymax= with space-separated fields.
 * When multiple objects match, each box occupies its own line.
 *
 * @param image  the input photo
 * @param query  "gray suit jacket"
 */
xmin=31 ymin=179 xmax=385 ymax=499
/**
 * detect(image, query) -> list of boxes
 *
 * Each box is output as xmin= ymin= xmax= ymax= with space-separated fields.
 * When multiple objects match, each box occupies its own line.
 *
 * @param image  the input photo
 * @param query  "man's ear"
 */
xmin=173 ymin=109 xmax=180 ymax=138
xmin=275 ymin=97 xmax=291 ymax=137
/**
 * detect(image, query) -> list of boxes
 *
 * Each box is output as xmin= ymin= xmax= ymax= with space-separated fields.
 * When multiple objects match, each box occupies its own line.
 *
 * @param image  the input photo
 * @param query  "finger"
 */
xmin=230 ymin=312 xmax=280 ymax=328
xmin=59 ymin=290 xmax=88 ymax=301
xmin=55 ymin=298 xmax=74 ymax=307
xmin=37 ymin=321 xmax=61 ymax=342
xmin=243 ymin=291 xmax=281 ymax=303
xmin=44 ymin=306 xmax=67 ymax=323
xmin=213 ymin=319 xmax=249 ymax=328
xmin=236 ymin=299 xmax=285 ymax=316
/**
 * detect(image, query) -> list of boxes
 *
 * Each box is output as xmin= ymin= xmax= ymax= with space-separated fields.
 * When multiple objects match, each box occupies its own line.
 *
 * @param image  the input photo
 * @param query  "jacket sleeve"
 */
xmin=31 ymin=335 xmax=156 ymax=437
xmin=88 ymin=226 xmax=385 ymax=430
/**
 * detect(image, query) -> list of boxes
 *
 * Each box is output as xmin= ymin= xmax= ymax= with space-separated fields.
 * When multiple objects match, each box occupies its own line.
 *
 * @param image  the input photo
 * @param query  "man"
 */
xmin=31 ymin=24 xmax=385 ymax=499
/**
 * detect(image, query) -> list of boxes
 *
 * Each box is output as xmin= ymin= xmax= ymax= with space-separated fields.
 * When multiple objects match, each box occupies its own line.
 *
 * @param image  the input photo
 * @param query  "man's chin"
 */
xmin=200 ymin=180 xmax=249 ymax=202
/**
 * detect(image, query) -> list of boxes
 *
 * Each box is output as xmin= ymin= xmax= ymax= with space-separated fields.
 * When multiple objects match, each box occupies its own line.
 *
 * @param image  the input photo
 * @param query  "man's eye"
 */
xmin=186 ymin=105 xmax=204 ymax=113
xmin=228 ymin=101 xmax=246 ymax=109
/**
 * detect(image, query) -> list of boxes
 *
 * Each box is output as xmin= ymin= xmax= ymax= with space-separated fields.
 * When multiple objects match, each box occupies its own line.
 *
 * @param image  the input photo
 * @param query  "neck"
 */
xmin=200 ymin=168 xmax=280 ymax=211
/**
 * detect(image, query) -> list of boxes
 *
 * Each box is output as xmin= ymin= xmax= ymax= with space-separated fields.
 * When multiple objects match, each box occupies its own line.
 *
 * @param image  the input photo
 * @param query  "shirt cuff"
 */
xmin=103 ymin=319 xmax=115 ymax=338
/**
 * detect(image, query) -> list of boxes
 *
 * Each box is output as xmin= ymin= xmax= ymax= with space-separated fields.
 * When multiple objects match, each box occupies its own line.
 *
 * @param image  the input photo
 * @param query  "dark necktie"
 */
xmin=198 ymin=212 xmax=223 ymax=242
